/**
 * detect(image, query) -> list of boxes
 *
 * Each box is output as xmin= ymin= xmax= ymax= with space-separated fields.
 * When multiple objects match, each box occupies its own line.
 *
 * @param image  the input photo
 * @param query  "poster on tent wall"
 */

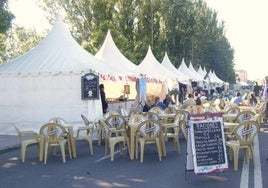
xmin=81 ymin=73 xmax=99 ymax=100
xmin=138 ymin=78 xmax=146 ymax=108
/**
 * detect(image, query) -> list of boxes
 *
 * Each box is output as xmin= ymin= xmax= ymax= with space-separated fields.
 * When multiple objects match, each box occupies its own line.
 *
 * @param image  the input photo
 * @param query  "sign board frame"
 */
xmin=81 ymin=73 xmax=99 ymax=100
xmin=186 ymin=112 xmax=228 ymax=175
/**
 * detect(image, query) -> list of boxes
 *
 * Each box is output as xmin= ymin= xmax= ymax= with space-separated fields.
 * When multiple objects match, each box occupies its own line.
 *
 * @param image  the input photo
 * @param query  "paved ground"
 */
xmin=1 ymin=125 xmax=268 ymax=188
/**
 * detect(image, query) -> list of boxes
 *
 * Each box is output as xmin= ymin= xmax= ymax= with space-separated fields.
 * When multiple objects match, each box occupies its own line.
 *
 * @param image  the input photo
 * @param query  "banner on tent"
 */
xmin=81 ymin=73 xmax=99 ymax=100
xmin=186 ymin=112 xmax=228 ymax=175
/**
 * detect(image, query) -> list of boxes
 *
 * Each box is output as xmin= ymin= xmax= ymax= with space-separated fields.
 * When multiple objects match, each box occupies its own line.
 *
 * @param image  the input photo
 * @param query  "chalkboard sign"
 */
xmin=186 ymin=113 xmax=228 ymax=175
xmin=81 ymin=73 xmax=99 ymax=100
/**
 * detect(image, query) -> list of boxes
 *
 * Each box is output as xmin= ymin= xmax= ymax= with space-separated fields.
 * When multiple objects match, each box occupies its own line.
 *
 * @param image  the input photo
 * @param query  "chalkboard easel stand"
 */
xmin=184 ymin=124 xmax=192 ymax=182
xmin=185 ymin=113 xmax=228 ymax=178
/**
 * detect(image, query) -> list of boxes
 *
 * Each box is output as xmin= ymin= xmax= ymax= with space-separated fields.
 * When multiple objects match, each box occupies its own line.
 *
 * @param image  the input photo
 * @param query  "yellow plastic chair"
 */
xmin=117 ymin=108 xmax=129 ymax=118
xmin=225 ymin=106 xmax=240 ymax=115
xmin=149 ymin=106 xmax=166 ymax=116
xmin=48 ymin=117 xmax=68 ymax=125
xmin=103 ymin=111 xmax=120 ymax=120
xmin=128 ymin=109 xmax=144 ymax=117
xmin=145 ymin=111 xmax=160 ymax=121
xmin=162 ymin=114 xmax=181 ymax=154
xmin=226 ymin=120 xmax=258 ymax=170
xmin=175 ymin=109 xmax=190 ymax=140
xmin=100 ymin=115 xmax=130 ymax=161
xmin=12 ymin=124 xmax=39 ymax=162
xmin=135 ymin=120 xmax=163 ymax=163
xmin=128 ymin=114 xmax=147 ymax=125
xmin=99 ymin=111 xmax=120 ymax=146
xmin=255 ymin=102 xmax=267 ymax=124
xmin=76 ymin=114 xmax=97 ymax=155
xmin=235 ymin=110 xmax=256 ymax=123
xmin=39 ymin=123 xmax=72 ymax=164
xmin=165 ymin=106 xmax=177 ymax=114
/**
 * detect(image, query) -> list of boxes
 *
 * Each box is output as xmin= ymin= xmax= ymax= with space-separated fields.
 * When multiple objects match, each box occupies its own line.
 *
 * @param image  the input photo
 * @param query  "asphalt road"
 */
xmin=0 ymin=126 xmax=268 ymax=188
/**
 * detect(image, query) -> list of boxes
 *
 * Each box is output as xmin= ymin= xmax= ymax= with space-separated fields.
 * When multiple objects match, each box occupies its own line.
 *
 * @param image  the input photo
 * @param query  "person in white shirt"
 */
xmin=181 ymin=93 xmax=196 ymax=109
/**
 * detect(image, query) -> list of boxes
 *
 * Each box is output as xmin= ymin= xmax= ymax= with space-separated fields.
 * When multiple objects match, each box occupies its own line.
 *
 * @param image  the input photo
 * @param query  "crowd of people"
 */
xmin=99 ymin=80 xmax=268 ymax=119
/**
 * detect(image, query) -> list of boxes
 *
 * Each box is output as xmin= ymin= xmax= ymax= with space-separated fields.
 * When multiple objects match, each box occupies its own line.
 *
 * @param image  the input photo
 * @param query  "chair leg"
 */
xmin=21 ymin=144 xmax=26 ymax=162
xmin=175 ymin=137 xmax=181 ymax=154
xmin=44 ymin=143 xmax=49 ymax=164
xmin=136 ymin=138 xmax=139 ymax=159
xmin=140 ymin=141 xmax=145 ymax=163
xmin=126 ymin=139 xmax=130 ymax=156
xmin=60 ymin=143 xmax=66 ymax=163
xmin=233 ymin=147 xmax=239 ymax=171
xmin=244 ymin=148 xmax=249 ymax=163
xmin=66 ymin=137 xmax=72 ymax=159
xmin=249 ymin=145 xmax=255 ymax=167
xmin=98 ymin=127 xmax=102 ymax=146
xmin=88 ymin=138 xmax=94 ymax=155
xmin=110 ymin=142 xmax=115 ymax=161
xmin=119 ymin=143 xmax=123 ymax=156
xmin=156 ymin=139 xmax=162 ymax=162
xmin=104 ymin=139 xmax=108 ymax=156
xmin=84 ymin=137 xmax=94 ymax=155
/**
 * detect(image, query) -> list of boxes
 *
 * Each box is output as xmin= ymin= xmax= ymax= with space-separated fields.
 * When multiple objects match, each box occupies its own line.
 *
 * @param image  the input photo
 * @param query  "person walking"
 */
xmin=99 ymin=84 xmax=108 ymax=114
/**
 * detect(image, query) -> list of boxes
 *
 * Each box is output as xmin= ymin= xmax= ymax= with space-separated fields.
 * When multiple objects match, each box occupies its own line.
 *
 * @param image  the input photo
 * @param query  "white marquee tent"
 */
xmin=188 ymin=62 xmax=205 ymax=82
xmin=138 ymin=46 xmax=177 ymax=80
xmin=138 ymin=46 xmax=178 ymax=100
xmin=95 ymin=30 xmax=141 ymax=99
xmin=177 ymin=59 xmax=203 ymax=82
xmin=161 ymin=52 xmax=190 ymax=84
xmin=0 ymin=16 xmax=111 ymax=134
xmin=95 ymin=30 xmax=140 ymax=78
xmin=197 ymin=66 xmax=206 ymax=77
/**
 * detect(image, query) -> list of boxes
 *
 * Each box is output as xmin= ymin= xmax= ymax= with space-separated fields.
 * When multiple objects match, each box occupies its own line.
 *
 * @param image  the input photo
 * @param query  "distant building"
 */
xmin=236 ymin=70 xmax=248 ymax=82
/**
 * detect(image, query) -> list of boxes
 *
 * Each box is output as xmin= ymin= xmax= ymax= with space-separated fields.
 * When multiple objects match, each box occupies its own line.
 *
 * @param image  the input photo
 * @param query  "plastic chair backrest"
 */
xmin=128 ymin=110 xmax=143 ymax=116
xmin=165 ymin=106 xmax=176 ymax=114
xmin=145 ymin=112 xmax=160 ymax=121
xmin=48 ymin=117 xmax=68 ymax=125
xmin=105 ymin=115 xmax=126 ymax=130
xmin=176 ymin=109 xmax=190 ymax=121
xmin=103 ymin=111 xmax=120 ymax=120
xmin=137 ymin=120 xmax=161 ymax=139
xmin=233 ymin=120 xmax=258 ymax=144
xmin=236 ymin=110 xmax=256 ymax=123
xmin=40 ymin=123 xmax=66 ymax=141
xmin=128 ymin=114 xmax=147 ymax=125
xmin=81 ymin=114 xmax=90 ymax=126
xmin=117 ymin=108 xmax=129 ymax=117
xmin=226 ymin=106 xmax=240 ymax=115
xmin=149 ymin=107 xmax=165 ymax=115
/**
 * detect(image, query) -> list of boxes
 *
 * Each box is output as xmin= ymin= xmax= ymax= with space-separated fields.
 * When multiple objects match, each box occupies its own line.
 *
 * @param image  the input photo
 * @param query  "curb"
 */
xmin=0 ymin=144 xmax=20 ymax=154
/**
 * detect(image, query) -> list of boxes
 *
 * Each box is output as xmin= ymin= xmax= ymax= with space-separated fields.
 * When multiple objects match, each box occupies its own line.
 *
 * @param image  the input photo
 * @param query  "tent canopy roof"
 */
xmin=138 ymin=46 xmax=177 ymax=80
xmin=0 ymin=15 xmax=113 ymax=75
xmin=161 ymin=52 xmax=190 ymax=84
xmin=95 ymin=30 xmax=139 ymax=76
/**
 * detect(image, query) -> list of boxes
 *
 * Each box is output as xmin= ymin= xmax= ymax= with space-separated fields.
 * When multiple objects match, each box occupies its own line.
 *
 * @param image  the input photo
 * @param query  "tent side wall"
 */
xmin=0 ymin=74 xmax=103 ymax=134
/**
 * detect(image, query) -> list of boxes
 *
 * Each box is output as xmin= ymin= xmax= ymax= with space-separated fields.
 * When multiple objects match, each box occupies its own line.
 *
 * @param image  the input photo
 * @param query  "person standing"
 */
xmin=232 ymin=92 xmax=243 ymax=106
xmin=194 ymin=91 xmax=201 ymax=105
xmin=181 ymin=93 xmax=196 ymax=109
xmin=99 ymin=84 xmax=108 ymax=114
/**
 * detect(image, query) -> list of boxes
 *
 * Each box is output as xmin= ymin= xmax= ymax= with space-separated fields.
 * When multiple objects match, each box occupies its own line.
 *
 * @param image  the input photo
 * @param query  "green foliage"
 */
xmin=0 ymin=0 xmax=14 ymax=34
xmin=0 ymin=0 xmax=14 ymax=63
xmin=9 ymin=0 xmax=235 ymax=83
xmin=3 ymin=25 xmax=42 ymax=62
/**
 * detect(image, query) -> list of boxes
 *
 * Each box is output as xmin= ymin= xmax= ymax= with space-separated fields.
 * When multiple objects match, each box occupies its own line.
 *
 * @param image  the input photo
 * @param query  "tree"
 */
xmin=38 ymin=0 xmax=235 ymax=83
xmin=4 ymin=25 xmax=42 ymax=62
xmin=0 ymin=0 xmax=14 ymax=63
